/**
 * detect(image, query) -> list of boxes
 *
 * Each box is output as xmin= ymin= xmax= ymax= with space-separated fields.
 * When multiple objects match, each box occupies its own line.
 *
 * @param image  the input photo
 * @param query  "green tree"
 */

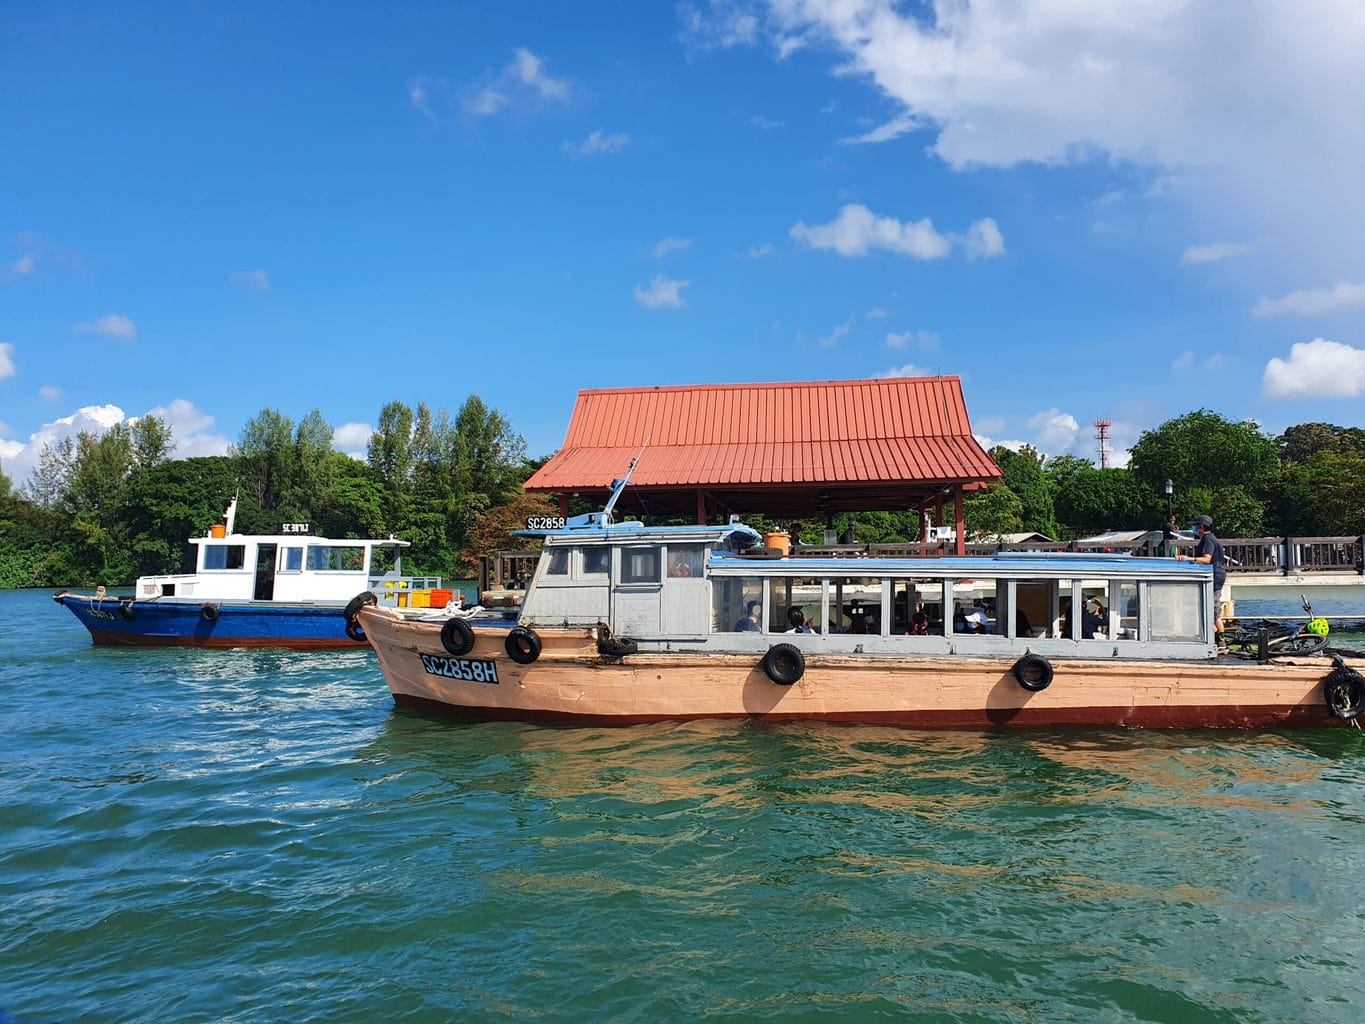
xmin=1279 ymin=422 xmax=1365 ymax=463
xmin=1128 ymin=410 xmax=1280 ymax=528
xmin=964 ymin=483 xmax=1026 ymax=539
xmin=24 ymin=437 xmax=74 ymax=510
xmin=1276 ymin=451 xmax=1365 ymax=535
xmin=991 ymin=445 xmax=1058 ymax=537
xmin=1051 ymin=465 xmax=1146 ymax=537
xmin=234 ymin=408 xmax=296 ymax=515
xmin=119 ymin=455 xmax=240 ymax=577
xmin=368 ymin=400 xmax=415 ymax=528
xmin=132 ymin=414 xmax=174 ymax=469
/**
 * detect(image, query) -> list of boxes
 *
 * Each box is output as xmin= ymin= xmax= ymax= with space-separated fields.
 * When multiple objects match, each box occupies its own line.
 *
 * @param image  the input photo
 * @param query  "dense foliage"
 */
xmin=0 ymin=405 xmax=1360 ymax=588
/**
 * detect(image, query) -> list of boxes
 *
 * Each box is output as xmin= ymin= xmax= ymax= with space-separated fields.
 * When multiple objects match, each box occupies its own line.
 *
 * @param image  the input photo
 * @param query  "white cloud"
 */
xmin=410 ymin=81 xmax=437 ymax=123
xmin=866 ymin=307 xmax=887 ymax=320
xmin=0 ymin=342 xmax=14 ymax=380
xmin=74 ymin=314 xmax=137 ymax=340
xmin=1254 ymin=281 xmax=1365 ymax=317
xmin=634 ymin=275 xmax=689 ymax=310
xmin=975 ymin=416 xmax=1005 ymax=435
xmin=760 ymin=2 xmax=1365 ymax=275
xmin=678 ymin=1 xmax=760 ymax=50
xmin=745 ymin=243 xmax=774 ymax=258
xmin=11 ymin=255 xmax=33 ymax=275
xmin=464 ymin=48 xmax=570 ymax=117
xmin=747 ymin=114 xmax=784 ymax=130
xmin=229 ymin=269 xmax=270 ymax=292
xmin=790 ymin=204 xmax=1004 ymax=261
xmin=653 ymin=236 xmax=693 ymax=259
xmin=333 ymin=422 xmax=374 ymax=459
xmin=1170 ymin=350 xmax=1225 ymax=373
xmin=142 ymin=399 xmax=230 ymax=458
xmin=963 ymin=217 xmax=1006 ymax=260
xmin=1180 ymin=241 xmax=1255 ymax=266
xmin=5 ymin=404 xmax=126 ymax=484
xmin=563 ymin=129 xmax=630 ymax=157
xmin=38 ymin=385 xmax=61 ymax=401
xmin=1028 ymin=408 xmax=1080 ymax=451
xmin=874 ymin=363 xmax=931 ymax=379
xmin=885 ymin=329 xmax=939 ymax=350
xmin=1171 ymin=350 xmax=1195 ymax=371
xmin=818 ymin=316 xmax=855 ymax=348
xmin=1263 ymin=338 xmax=1365 ymax=399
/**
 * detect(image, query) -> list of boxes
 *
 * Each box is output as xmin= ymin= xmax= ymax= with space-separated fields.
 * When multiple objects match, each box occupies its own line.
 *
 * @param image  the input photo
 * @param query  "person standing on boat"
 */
xmin=1178 ymin=514 xmax=1227 ymax=640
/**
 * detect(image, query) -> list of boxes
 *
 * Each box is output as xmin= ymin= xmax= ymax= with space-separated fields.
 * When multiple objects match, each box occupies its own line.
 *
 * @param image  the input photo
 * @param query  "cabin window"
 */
xmin=1017 ymin=580 xmax=1063 ymax=638
xmin=1078 ymin=579 xmax=1111 ymax=639
xmin=768 ymin=576 xmax=823 ymax=633
xmin=203 ymin=544 xmax=245 ymax=570
xmin=546 ymin=548 xmax=570 ymax=576
xmin=1116 ymin=581 xmax=1139 ymax=640
xmin=281 ymin=547 xmax=303 ymax=572
xmin=891 ymin=578 xmax=945 ymax=636
xmin=583 ymin=548 xmax=610 ymax=575
xmin=620 ymin=546 xmax=661 ymax=584
xmin=953 ymin=579 xmax=1001 ymax=636
xmin=1147 ymin=582 xmax=1203 ymax=642
xmin=714 ymin=576 xmax=764 ymax=633
xmin=830 ymin=576 xmax=882 ymax=634
xmin=307 ymin=545 xmax=365 ymax=572
xmin=667 ymin=546 xmax=704 ymax=579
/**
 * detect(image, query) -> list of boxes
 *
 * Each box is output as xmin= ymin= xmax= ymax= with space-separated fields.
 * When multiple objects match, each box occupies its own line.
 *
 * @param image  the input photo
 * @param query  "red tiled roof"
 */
xmin=525 ymin=377 xmax=1000 ymax=493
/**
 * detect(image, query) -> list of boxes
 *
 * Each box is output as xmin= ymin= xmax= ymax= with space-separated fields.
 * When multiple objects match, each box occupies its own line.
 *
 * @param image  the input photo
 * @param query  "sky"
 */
xmin=3 ymin=0 xmax=1365 ymax=487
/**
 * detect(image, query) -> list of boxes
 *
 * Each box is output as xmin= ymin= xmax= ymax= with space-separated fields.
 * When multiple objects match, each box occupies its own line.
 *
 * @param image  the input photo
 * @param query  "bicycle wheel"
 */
xmin=1270 ymin=634 xmax=1328 ymax=657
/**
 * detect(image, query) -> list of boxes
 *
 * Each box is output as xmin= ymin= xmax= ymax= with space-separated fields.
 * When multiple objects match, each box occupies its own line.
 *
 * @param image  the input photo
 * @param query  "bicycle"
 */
xmin=1222 ymin=594 xmax=1330 ymax=660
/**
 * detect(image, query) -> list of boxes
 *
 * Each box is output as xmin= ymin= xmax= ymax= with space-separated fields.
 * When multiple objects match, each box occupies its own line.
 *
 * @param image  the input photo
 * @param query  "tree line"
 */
xmin=1 ymin=404 xmax=1361 ymax=589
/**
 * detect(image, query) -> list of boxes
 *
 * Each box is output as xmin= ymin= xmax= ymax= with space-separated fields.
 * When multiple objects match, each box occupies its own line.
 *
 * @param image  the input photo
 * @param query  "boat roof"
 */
xmin=708 ymin=550 xmax=1210 ymax=580
xmin=189 ymin=533 xmax=410 ymax=548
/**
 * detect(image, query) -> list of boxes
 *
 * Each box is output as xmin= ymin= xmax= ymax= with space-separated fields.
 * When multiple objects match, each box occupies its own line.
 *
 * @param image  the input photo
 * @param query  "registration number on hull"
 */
xmin=420 ymin=654 xmax=500 ymax=684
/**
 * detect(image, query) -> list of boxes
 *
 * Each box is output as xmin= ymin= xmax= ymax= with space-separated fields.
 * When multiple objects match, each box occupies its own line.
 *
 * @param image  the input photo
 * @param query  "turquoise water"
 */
xmin=3 ymin=588 xmax=1364 ymax=1024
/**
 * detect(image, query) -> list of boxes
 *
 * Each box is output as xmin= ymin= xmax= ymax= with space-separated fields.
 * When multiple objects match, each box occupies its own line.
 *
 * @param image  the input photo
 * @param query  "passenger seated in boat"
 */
xmin=910 ymin=605 xmax=930 ymax=635
xmin=1015 ymin=608 xmax=1034 ymax=638
xmin=953 ymin=607 xmax=972 ymax=633
xmin=785 ymin=607 xmax=814 ymax=634
xmin=734 ymin=601 xmax=762 ymax=632
xmin=1081 ymin=600 xmax=1106 ymax=639
xmin=963 ymin=600 xmax=989 ymax=633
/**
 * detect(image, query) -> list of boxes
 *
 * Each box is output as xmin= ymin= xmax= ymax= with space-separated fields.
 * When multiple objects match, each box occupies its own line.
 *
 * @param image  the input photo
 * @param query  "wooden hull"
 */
xmin=359 ymin=609 xmax=1354 ymax=729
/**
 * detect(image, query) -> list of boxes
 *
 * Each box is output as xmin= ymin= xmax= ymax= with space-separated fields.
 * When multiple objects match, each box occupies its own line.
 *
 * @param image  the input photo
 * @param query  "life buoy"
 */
xmin=598 ymin=635 xmax=639 ymax=659
xmin=440 ymin=617 xmax=476 ymax=657
xmin=1013 ymin=654 xmax=1053 ymax=691
xmin=345 ymin=620 xmax=368 ymax=643
xmin=762 ymin=642 xmax=805 ymax=686
xmin=117 ymin=599 xmax=135 ymax=621
xmin=1323 ymin=662 xmax=1364 ymax=720
xmin=505 ymin=626 xmax=542 ymax=665
xmin=200 ymin=603 xmax=220 ymax=622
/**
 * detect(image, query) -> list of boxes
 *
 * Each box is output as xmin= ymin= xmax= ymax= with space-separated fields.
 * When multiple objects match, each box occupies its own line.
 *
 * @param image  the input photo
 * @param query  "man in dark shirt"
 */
xmin=1178 ymin=514 xmax=1227 ymax=642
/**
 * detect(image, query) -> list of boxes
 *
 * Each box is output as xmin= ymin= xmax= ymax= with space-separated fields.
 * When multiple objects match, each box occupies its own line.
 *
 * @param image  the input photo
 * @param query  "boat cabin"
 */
xmin=134 ymin=528 xmax=423 ymax=605
xmin=518 ymin=519 xmax=1217 ymax=661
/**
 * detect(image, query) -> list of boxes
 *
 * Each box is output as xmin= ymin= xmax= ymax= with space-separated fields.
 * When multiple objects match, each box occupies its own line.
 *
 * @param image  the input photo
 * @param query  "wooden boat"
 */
xmin=356 ymin=481 xmax=1365 ymax=729
xmin=54 ymin=499 xmax=449 ymax=650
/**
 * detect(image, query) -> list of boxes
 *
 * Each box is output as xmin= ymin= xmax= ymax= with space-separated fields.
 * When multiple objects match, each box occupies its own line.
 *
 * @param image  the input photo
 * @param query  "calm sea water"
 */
xmin=3 ymin=587 xmax=1364 ymax=1024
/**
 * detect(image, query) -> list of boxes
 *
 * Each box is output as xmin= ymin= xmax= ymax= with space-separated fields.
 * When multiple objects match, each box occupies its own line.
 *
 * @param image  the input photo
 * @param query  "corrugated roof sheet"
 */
xmin=525 ymin=376 xmax=1000 ymax=491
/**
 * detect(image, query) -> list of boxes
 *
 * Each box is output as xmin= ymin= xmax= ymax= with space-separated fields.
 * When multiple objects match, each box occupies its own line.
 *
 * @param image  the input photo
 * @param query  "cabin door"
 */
xmin=254 ymin=544 xmax=277 ymax=601
xmin=612 ymin=545 xmax=663 ymax=637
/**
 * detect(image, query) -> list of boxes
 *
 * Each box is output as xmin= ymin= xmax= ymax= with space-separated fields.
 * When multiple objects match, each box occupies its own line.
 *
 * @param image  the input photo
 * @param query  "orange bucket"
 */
xmin=763 ymin=531 xmax=791 ymax=556
xmin=209 ymin=524 xmax=227 ymax=539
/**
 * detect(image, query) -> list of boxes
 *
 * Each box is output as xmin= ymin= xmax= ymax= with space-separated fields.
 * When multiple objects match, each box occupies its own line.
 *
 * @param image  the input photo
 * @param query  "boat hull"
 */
xmin=55 ymin=595 xmax=367 ymax=650
xmin=359 ymin=609 xmax=1353 ymax=729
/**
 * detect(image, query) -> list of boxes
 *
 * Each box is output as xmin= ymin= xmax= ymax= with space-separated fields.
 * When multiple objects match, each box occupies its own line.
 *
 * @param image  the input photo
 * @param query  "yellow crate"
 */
xmin=410 ymin=590 xmax=431 ymax=608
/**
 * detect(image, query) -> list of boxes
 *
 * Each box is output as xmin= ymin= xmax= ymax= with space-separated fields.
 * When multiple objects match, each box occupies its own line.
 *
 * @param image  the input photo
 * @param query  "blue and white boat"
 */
xmin=54 ymin=499 xmax=445 ymax=649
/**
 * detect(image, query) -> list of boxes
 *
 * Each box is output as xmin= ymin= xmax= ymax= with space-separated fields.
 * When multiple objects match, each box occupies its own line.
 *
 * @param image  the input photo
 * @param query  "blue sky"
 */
xmin=3 ymin=1 xmax=1364 ymax=484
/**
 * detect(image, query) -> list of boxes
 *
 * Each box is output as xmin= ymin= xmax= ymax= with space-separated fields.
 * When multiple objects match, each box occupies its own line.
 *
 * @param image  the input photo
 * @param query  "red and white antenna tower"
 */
xmin=1093 ymin=419 xmax=1112 ymax=469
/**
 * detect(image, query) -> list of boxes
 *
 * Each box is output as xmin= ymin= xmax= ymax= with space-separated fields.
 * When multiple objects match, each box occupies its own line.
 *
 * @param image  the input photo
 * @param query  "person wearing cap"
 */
xmin=1177 ymin=515 xmax=1227 ymax=642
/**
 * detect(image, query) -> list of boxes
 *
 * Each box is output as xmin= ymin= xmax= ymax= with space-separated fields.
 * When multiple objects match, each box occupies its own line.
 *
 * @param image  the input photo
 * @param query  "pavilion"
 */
xmin=522 ymin=376 xmax=1000 ymax=556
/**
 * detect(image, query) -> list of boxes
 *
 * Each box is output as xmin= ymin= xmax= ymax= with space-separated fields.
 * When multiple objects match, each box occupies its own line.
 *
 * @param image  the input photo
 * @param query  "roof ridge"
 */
xmin=577 ymin=375 xmax=961 ymax=397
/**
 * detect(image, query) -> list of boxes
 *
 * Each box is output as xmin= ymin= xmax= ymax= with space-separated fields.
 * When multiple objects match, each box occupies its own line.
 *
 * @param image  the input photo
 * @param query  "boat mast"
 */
xmin=600 ymin=437 xmax=649 ymax=526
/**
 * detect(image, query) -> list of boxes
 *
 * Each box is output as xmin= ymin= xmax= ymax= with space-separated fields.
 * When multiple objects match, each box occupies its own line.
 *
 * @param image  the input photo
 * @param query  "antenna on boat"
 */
xmin=601 ymin=437 xmax=649 ymax=526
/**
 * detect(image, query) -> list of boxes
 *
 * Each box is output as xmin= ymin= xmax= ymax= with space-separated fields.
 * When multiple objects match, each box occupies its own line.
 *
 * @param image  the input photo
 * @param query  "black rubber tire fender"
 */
xmin=200 ymin=602 xmax=220 ymax=622
xmin=1013 ymin=654 xmax=1054 ymax=692
xmin=505 ymin=626 xmax=542 ymax=665
xmin=117 ymin=599 xmax=135 ymax=621
xmin=762 ymin=642 xmax=805 ymax=686
xmin=440 ymin=617 xmax=477 ymax=657
xmin=1323 ymin=664 xmax=1364 ymax=720
xmin=343 ymin=591 xmax=377 ymax=622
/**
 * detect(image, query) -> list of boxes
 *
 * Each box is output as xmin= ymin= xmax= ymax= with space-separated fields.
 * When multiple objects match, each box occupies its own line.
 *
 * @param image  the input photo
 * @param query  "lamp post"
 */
xmin=1163 ymin=479 xmax=1174 ymax=556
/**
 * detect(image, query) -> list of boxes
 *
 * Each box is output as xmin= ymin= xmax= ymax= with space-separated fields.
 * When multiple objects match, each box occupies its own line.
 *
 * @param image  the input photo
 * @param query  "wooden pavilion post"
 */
xmin=954 ymin=486 xmax=965 ymax=556
xmin=558 ymin=494 xmax=570 ymax=516
xmin=696 ymin=489 xmax=707 ymax=525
